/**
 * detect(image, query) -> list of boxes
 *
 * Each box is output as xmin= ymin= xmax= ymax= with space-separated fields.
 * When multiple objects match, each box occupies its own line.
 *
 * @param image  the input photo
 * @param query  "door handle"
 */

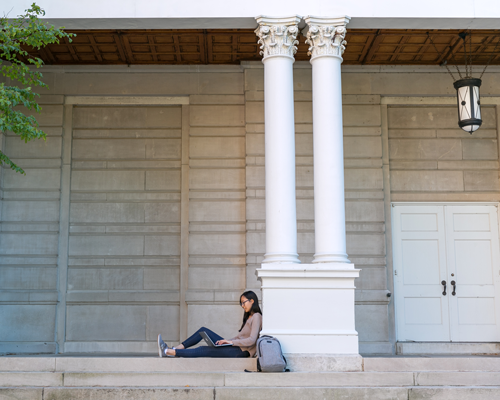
xmin=451 ymin=280 xmax=456 ymax=296
xmin=441 ymin=280 xmax=447 ymax=296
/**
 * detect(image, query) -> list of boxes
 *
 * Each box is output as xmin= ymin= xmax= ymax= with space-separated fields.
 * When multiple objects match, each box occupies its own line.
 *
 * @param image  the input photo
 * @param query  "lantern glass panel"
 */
xmin=457 ymin=85 xmax=472 ymax=121
xmin=473 ymin=85 xmax=481 ymax=120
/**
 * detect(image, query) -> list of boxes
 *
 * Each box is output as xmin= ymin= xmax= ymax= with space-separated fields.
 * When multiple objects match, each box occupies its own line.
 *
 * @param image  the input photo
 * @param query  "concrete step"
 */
xmin=5 ymin=356 xmax=500 ymax=374
xmin=3 ymin=371 xmax=500 ymax=388
xmin=396 ymin=342 xmax=500 ymax=355
xmin=364 ymin=356 xmax=500 ymax=372
xmin=2 ymin=387 xmax=500 ymax=400
xmin=0 ymin=356 xmax=257 ymax=372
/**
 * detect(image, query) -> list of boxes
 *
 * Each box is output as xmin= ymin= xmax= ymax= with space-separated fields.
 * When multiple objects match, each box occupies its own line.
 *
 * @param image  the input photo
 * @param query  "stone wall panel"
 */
xmin=189 ymin=267 xmax=245 ymax=290
xmin=345 ymin=169 xmax=384 ymax=190
xmin=189 ymin=201 xmax=245 ymax=222
xmin=189 ymin=233 xmax=245 ymax=255
xmin=70 ymin=203 xmax=145 ymax=223
xmin=2 ymin=201 xmax=59 ymax=222
xmin=344 ymin=137 xmax=382 ymax=158
xmin=0 ymin=305 xmax=56 ymax=341
xmin=72 ymin=171 xmax=145 ymax=191
xmin=69 ymin=236 xmax=145 ymax=256
xmin=190 ymin=105 xmax=244 ymax=126
xmin=190 ymin=137 xmax=245 ymax=159
xmin=0 ymin=233 xmax=58 ymax=255
xmin=190 ymin=169 xmax=245 ymax=190
xmin=355 ymin=304 xmax=389 ymax=342
xmin=391 ymin=171 xmax=464 ymax=192
xmin=144 ymin=236 xmax=181 ymax=256
xmin=462 ymin=139 xmax=499 ymax=160
xmin=66 ymin=305 xmax=147 ymax=341
xmin=73 ymin=106 xmax=181 ymax=129
xmin=145 ymin=171 xmax=181 ymax=191
xmin=464 ymin=171 xmax=500 ymax=191
xmin=0 ymin=267 xmax=57 ymax=290
xmin=3 ymin=169 xmax=61 ymax=190
xmin=5 ymin=136 xmax=62 ymax=158
xmin=389 ymin=139 xmax=462 ymax=160
xmin=147 ymin=306 xmax=180 ymax=341
xmin=68 ymin=268 xmax=143 ymax=290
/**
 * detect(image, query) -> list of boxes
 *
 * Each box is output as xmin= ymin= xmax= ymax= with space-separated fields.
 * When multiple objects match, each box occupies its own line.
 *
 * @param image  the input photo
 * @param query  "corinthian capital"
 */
xmin=255 ymin=16 xmax=301 ymax=61
xmin=304 ymin=16 xmax=350 ymax=60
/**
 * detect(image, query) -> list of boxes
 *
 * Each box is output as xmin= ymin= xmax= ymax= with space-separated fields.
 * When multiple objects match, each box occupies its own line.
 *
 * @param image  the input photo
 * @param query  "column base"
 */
xmin=257 ymin=263 xmax=360 ymax=356
xmin=313 ymin=252 xmax=350 ymax=263
xmin=262 ymin=252 xmax=301 ymax=264
xmin=284 ymin=353 xmax=362 ymax=372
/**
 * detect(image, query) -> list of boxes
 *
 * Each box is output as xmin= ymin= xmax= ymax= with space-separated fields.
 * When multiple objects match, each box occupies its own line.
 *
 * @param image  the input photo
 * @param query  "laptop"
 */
xmin=199 ymin=331 xmax=233 ymax=347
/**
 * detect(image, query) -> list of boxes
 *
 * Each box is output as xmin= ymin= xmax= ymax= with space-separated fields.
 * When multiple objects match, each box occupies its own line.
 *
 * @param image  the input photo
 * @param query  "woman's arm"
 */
xmin=231 ymin=314 xmax=262 ymax=347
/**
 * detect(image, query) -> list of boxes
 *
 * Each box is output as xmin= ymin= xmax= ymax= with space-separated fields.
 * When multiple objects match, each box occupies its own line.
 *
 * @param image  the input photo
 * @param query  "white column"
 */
xmin=257 ymin=16 xmax=360 ymax=371
xmin=255 ymin=16 xmax=301 ymax=264
xmin=304 ymin=16 xmax=351 ymax=264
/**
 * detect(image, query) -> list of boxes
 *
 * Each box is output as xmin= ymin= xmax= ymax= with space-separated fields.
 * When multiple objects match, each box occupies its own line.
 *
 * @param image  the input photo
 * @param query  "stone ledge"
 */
xmin=285 ymin=353 xmax=363 ymax=372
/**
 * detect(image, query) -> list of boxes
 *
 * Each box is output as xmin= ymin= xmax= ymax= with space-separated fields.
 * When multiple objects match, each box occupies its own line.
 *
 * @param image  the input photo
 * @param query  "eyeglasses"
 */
xmin=240 ymin=300 xmax=250 ymax=307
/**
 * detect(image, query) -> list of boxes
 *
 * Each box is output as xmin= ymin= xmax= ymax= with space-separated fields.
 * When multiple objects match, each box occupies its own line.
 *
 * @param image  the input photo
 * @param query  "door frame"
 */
xmin=391 ymin=202 xmax=500 ymax=342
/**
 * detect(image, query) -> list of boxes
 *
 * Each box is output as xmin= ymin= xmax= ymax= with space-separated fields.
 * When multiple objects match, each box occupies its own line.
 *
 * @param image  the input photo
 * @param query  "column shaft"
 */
xmin=304 ymin=17 xmax=351 ymax=264
xmin=263 ymin=56 xmax=299 ymax=263
xmin=255 ymin=16 xmax=301 ymax=264
xmin=312 ymin=56 xmax=349 ymax=263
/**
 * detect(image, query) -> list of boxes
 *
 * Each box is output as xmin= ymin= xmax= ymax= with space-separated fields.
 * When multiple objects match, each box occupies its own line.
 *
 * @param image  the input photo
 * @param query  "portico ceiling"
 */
xmin=23 ymin=29 xmax=500 ymax=65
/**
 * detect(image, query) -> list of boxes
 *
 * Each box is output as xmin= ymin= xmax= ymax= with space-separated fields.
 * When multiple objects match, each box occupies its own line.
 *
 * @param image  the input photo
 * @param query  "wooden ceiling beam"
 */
xmin=64 ymin=37 xmax=80 ymax=62
xmin=147 ymin=35 xmax=159 ymax=62
xmin=113 ymin=33 xmax=128 ymax=63
xmin=20 ymin=29 xmax=500 ymax=66
xmin=88 ymin=35 xmax=104 ymax=62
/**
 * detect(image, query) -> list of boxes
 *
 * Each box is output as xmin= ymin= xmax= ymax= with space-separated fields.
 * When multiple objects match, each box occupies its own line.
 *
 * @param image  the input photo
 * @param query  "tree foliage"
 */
xmin=0 ymin=3 xmax=74 ymax=174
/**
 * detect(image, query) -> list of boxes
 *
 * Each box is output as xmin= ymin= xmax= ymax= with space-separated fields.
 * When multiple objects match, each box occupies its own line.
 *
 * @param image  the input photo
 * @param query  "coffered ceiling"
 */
xmin=23 ymin=29 xmax=500 ymax=65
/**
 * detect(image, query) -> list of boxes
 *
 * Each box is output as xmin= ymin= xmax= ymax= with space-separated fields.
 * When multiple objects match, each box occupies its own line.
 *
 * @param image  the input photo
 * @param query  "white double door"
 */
xmin=393 ymin=204 xmax=500 ymax=342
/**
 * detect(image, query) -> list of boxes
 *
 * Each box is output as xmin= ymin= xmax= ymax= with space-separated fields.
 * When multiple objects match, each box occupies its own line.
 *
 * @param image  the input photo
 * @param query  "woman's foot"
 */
xmin=157 ymin=334 xmax=168 ymax=357
xmin=158 ymin=334 xmax=176 ymax=357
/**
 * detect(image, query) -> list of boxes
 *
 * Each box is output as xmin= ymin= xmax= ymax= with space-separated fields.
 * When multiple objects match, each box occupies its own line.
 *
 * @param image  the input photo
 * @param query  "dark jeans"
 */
xmin=175 ymin=327 xmax=250 ymax=358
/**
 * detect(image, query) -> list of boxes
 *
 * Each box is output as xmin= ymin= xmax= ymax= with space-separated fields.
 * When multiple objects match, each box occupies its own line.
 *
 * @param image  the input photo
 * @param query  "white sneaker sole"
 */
xmin=157 ymin=334 xmax=164 ymax=358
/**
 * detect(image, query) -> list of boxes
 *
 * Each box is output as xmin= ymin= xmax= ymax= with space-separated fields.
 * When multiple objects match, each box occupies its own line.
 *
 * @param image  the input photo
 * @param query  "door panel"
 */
xmin=393 ymin=204 xmax=500 ymax=343
xmin=393 ymin=206 xmax=450 ymax=341
xmin=446 ymin=206 xmax=500 ymax=342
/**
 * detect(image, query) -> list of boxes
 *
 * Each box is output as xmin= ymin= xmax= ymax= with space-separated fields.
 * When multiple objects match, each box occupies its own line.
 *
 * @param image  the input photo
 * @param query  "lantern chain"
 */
xmin=479 ymin=35 xmax=500 ymax=79
xmin=426 ymin=32 xmax=457 ymax=81
xmin=467 ymin=30 xmax=473 ymax=78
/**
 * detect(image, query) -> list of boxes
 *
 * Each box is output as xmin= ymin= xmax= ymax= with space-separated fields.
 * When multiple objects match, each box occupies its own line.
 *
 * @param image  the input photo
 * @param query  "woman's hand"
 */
xmin=216 ymin=339 xmax=233 ymax=345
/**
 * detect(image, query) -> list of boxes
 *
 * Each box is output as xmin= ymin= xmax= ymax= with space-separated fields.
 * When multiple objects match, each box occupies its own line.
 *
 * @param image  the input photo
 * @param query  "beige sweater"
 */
xmin=229 ymin=313 xmax=262 ymax=357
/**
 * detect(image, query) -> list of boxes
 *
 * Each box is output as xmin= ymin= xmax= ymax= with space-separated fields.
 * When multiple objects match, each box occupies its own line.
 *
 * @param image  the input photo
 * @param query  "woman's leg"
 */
xmin=175 ymin=346 xmax=250 ymax=358
xmin=181 ymin=327 xmax=223 ymax=349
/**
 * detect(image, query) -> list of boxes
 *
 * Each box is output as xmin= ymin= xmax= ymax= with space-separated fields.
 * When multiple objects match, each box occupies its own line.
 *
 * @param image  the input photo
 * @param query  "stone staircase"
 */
xmin=1 ymin=356 xmax=500 ymax=399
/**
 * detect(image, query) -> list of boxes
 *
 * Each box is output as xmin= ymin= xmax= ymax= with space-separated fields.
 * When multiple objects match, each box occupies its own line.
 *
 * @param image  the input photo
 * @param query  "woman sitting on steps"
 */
xmin=157 ymin=290 xmax=262 ymax=358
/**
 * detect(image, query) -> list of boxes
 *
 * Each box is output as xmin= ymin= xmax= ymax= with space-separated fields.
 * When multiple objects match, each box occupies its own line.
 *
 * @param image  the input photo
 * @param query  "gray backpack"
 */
xmin=255 ymin=335 xmax=289 ymax=372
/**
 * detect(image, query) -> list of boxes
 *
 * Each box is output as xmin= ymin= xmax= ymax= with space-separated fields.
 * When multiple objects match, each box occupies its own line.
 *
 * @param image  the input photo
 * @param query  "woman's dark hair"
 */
xmin=239 ymin=290 xmax=262 ymax=332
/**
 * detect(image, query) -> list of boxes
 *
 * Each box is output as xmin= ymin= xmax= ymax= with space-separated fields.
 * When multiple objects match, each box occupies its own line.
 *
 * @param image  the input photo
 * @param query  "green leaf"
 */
xmin=0 ymin=2 xmax=74 ymax=174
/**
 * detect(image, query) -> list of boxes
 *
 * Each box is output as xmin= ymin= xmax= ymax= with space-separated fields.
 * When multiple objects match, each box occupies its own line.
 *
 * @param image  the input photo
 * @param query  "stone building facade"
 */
xmin=1 ymin=61 xmax=499 ymax=355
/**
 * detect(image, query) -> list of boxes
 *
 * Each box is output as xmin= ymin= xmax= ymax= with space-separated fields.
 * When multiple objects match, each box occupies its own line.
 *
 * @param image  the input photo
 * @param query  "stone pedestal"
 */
xmin=257 ymin=263 xmax=360 ymax=361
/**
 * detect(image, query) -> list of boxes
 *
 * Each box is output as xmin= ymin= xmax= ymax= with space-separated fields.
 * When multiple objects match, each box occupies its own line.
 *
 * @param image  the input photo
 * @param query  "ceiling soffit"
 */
xmin=22 ymin=29 xmax=500 ymax=65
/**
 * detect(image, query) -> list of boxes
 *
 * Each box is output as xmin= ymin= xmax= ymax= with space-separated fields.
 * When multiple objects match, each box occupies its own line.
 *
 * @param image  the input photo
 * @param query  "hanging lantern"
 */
xmin=427 ymin=30 xmax=500 ymax=135
xmin=453 ymin=77 xmax=482 ymax=134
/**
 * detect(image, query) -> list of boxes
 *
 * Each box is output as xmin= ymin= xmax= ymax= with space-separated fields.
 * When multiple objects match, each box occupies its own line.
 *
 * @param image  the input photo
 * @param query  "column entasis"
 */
xmin=305 ymin=16 xmax=351 ymax=264
xmin=255 ymin=16 xmax=301 ymax=264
